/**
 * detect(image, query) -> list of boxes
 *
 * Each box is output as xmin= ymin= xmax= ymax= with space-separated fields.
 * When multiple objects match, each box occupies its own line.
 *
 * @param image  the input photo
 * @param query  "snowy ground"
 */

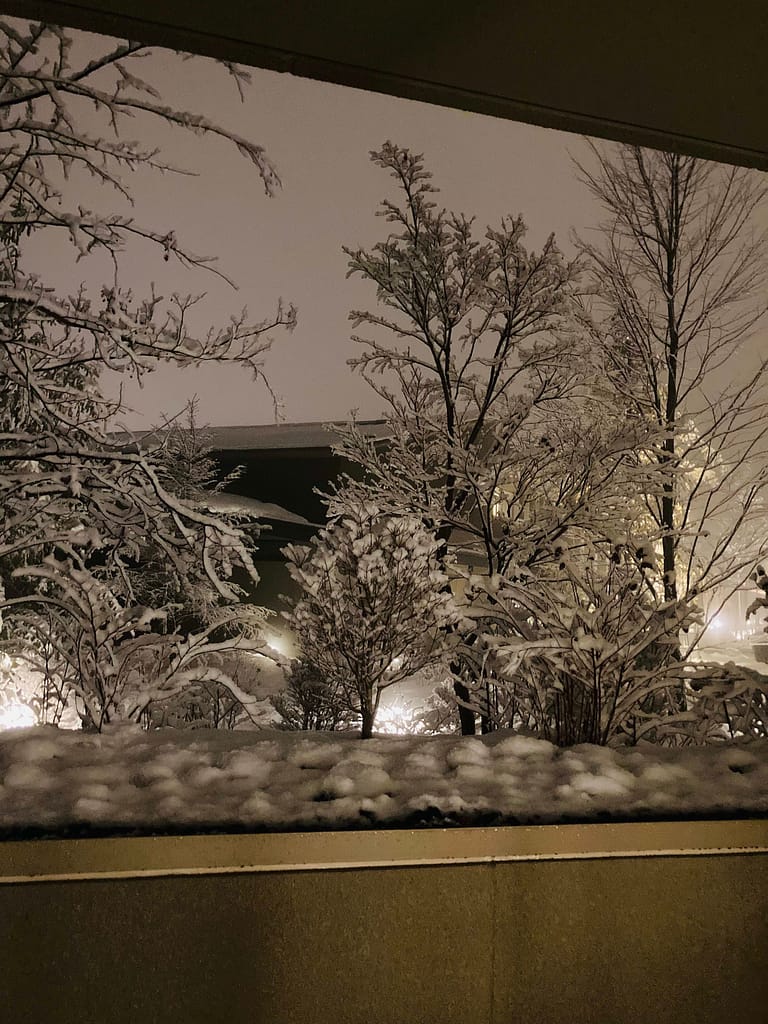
xmin=0 ymin=725 xmax=766 ymax=837
xmin=689 ymin=638 xmax=767 ymax=673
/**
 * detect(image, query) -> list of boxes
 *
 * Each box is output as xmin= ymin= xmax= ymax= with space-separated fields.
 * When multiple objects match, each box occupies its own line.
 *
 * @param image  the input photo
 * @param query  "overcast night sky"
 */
xmin=18 ymin=23 xmax=610 ymax=430
xmin=20 ymin=23 xmax=768 ymax=431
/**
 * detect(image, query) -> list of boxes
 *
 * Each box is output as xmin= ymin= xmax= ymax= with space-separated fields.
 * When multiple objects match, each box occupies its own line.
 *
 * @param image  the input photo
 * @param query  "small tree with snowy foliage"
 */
xmin=283 ymin=501 xmax=463 ymax=738
xmin=271 ymin=659 xmax=354 ymax=732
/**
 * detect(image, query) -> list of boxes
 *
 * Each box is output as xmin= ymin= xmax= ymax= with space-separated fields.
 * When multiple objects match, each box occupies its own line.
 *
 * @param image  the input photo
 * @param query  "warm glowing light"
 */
xmin=265 ymin=634 xmax=288 ymax=656
xmin=0 ymin=702 xmax=37 ymax=730
xmin=376 ymin=698 xmax=425 ymax=735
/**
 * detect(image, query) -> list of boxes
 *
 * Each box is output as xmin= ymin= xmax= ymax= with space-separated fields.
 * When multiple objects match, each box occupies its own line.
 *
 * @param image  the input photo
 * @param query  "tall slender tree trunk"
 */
xmin=437 ymin=523 xmax=477 ymax=735
xmin=662 ymin=168 xmax=680 ymax=610
xmin=660 ymin=205 xmax=685 ymax=711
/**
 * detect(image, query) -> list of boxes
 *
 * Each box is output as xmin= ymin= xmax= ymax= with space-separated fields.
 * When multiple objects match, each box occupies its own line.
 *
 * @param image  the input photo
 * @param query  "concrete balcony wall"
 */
xmin=2 ymin=824 xmax=766 ymax=1024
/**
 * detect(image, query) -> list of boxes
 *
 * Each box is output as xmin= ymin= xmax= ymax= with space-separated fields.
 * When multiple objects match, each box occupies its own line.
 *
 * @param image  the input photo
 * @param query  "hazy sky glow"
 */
xmin=22 ymin=24 xmax=767 ymax=430
xmin=16 ymin=24 xmax=605 ymax=429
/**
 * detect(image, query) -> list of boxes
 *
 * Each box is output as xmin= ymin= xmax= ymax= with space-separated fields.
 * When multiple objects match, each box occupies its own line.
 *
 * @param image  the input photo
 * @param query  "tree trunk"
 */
xmin=661 ymin=200 xmax=685 ymax=710
xmin=452 ymin=678 xmax=476 ymax=735
xmin=661 ymin=497 xmax=677 ymax=604
xmin=360 ymin=705 xmax=375 ymax=739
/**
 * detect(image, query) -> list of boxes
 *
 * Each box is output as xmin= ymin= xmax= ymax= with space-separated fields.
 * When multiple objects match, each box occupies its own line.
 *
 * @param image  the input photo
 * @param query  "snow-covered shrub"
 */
xmin=143 ymin=647 xmax=278 ymax=730
xmin=283 ymin=501 xmax=463 ymax=738
xmin=672 ymin=662 xmax=768 ymax=742
xmin=271 ymin=660 xmax=355 ymax=732
xmin=413 ymin=684 xmax=464 ymax=735
xmin=652 ymin=568 xmax=768 ymax=742
xmin=143 ymin=682 xmax=246 ymax=730
xmin=651 ymin=567 xmax=768 ymax=742
xmin=464 ymin=542 xmax=697 ymax=746
xmin=6 ymin=550 xmax=279 ymax=730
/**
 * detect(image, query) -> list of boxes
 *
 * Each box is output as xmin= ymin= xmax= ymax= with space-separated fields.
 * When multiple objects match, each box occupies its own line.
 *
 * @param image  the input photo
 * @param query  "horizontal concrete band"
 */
xmin=1 ymin=820 xmax=767 ymax=884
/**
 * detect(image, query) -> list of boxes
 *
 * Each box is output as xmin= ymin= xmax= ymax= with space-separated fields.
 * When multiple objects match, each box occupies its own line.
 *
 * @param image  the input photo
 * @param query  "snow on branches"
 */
xmin=332 ymin=142 xmax=673 ymax=735
xmin=0 ymin=19 xmax=295 ymax=727
xmin=460 ymin=538 xmax=698 ymax=745
xmin=283 ymin=500 xmax=464 ymax=738
xmin=332 ymin=143 xmax=665 ymax=584
xmin=3 ymin=547 xmax=279 ymax=729
xmin=574 ymin=143 xmax=768 ymax=603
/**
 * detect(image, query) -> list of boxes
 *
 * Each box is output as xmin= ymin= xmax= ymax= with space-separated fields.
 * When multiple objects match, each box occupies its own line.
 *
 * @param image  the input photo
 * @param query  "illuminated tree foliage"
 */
xmin=283 ymin=501 xmax=462 ymax=738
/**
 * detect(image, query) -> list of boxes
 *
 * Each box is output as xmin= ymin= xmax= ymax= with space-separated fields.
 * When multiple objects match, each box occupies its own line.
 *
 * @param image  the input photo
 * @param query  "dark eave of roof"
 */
xmin=112 ymin=420 xmax=391 ymax=454
xmin=206 ymin=420 xmax=390 ymax=452
xmin=9 ymin=1 xmax=768 ymax=172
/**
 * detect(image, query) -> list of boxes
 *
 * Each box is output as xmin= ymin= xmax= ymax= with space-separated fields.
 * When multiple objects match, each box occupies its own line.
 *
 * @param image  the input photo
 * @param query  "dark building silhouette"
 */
xmin=205 ymin=421 xmax=390 ymax=618
xmin=207 ymin=419 xmax=390 ymax=549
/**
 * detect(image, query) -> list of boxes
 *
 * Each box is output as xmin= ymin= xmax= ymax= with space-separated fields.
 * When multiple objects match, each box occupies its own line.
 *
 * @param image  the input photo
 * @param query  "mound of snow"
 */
xmin=0 ymin=725 xmax=766 ymax=835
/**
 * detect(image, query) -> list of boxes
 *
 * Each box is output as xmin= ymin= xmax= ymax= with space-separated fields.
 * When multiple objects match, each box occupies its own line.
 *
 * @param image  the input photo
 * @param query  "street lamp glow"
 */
xmin=0 ymin=702 xmax=37 ymax=731
xmin=265 ymin=634 xmax=288 ymax=656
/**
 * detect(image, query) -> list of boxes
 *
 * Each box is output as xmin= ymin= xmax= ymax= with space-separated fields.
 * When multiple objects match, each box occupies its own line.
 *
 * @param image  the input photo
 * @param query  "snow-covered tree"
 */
xmin=271 ymin=659 xmax=354 ymax=732
xmin=118 ymin=400 xmax=250 ymax=632
xmin=575 ymin=144 xmax=768 ymax=612
xmin=337 ymin=143 xmax=580 ymax=562
xmin=333 ymin=142 xmax=650 ymax=732
xmin=283 ymin=500 xmax=463 ymax=738
xmin=0 ymin=20 xmax=295 ymax=724
xmin=121 ymin=400 xmax=269 ymax=728
xmin=152 ymin=399 xmax=243 ymax=503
